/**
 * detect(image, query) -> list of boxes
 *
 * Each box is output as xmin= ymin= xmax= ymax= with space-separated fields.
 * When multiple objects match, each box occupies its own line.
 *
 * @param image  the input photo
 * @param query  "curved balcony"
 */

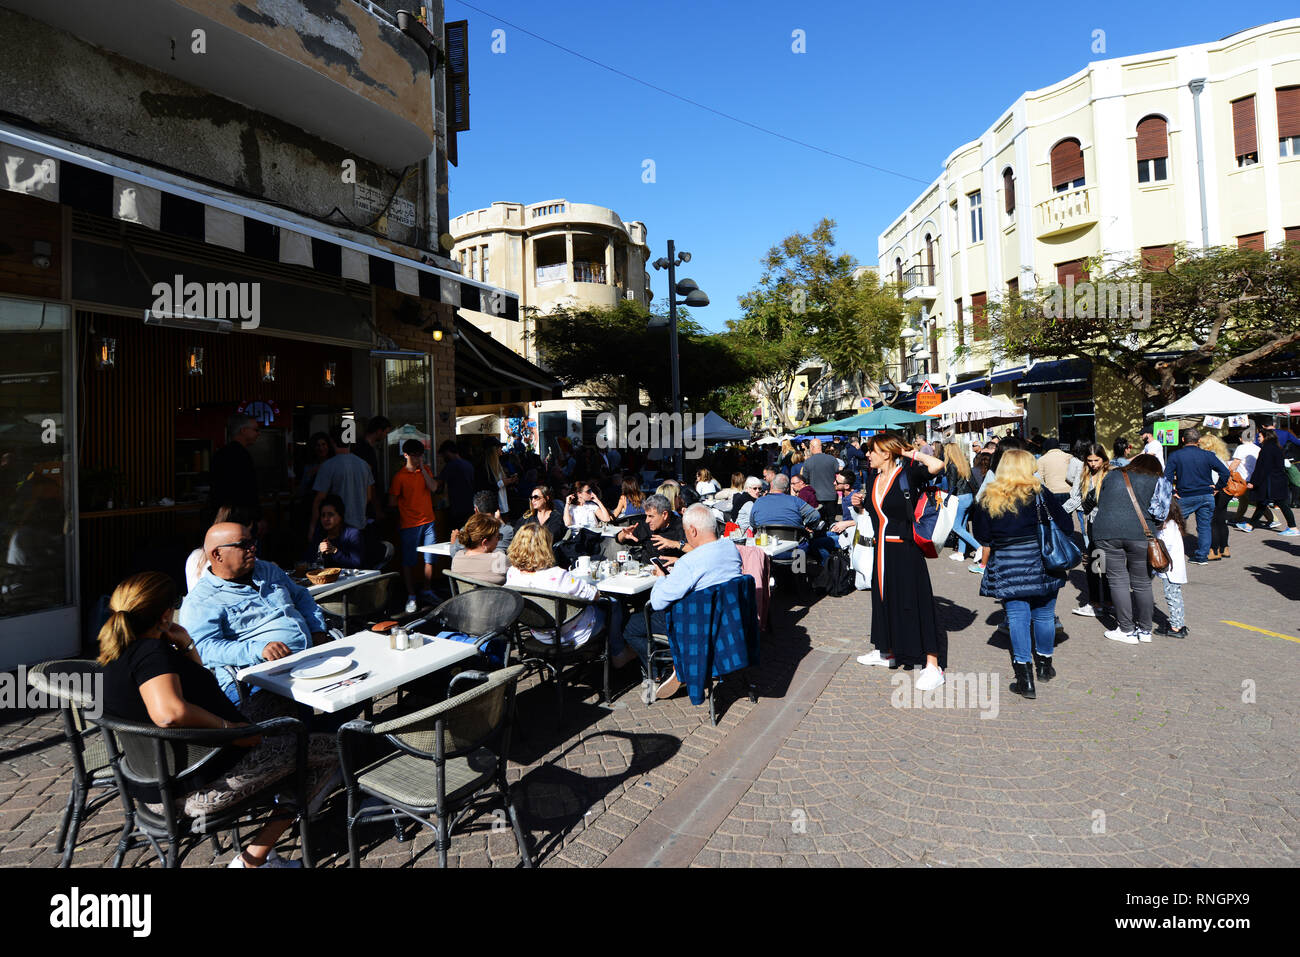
xmin=1035 ymin=186 xmax=1098 ymax=239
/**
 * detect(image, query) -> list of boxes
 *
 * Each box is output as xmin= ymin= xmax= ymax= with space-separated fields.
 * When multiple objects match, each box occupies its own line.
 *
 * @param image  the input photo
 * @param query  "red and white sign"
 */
xmin=916 ymin=381 xmax=941 ymax=415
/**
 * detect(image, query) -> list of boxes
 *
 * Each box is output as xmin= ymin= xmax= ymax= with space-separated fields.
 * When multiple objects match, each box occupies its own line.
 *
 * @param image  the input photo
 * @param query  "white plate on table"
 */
xmin=290 ymin=656 xmax=355 ymax=680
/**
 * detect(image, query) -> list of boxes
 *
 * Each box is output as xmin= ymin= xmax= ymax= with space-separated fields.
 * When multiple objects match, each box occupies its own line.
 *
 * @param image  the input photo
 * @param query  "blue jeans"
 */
xmin=1003 ymin=594 xmax=1057 ymax=663
xmin=619 ymin=606 xmax=661 ymax=663
xmin=1178 ymin=493 xmax=1215 ymax=561
xmin=950 ymin=493 xmax=982 ymax=558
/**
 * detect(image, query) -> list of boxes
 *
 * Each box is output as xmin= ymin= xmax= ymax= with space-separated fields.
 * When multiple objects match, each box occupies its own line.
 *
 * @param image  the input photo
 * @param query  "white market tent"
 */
xmin=923 ymin=391 xmax=1018 ymax=419
xmin=681 ymin=411 xmax=751 ymax=443
xmin=1146 ymin=379 xmax=1291 ymax=418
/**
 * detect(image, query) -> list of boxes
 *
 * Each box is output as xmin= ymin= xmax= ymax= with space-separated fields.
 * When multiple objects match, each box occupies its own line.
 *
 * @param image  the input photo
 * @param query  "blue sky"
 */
xmin=447 ymin=1 xmax=1297 ymax=333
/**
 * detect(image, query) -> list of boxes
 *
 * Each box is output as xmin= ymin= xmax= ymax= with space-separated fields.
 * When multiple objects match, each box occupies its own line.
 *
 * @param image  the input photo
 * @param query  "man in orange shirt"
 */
xmin=388 ymin=439 xmax=438 ymax=612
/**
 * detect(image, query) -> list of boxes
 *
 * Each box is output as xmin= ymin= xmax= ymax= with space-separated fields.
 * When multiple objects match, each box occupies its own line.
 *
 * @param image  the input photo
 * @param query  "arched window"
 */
xmin=1136 ymin=115 xmax=1169 ymax=183
xmin=895 ymin=257 xmax=903 ymax=285
xmin=1002 ymin=167 xmax=1016 ymax=214
xmin=1050 ymin=139 xmax=1085 ymax=192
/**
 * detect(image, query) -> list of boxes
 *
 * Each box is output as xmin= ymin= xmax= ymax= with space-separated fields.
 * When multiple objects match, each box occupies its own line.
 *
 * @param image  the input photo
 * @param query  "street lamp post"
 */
xmin=651 ymin=240 xmax=709 ymax=477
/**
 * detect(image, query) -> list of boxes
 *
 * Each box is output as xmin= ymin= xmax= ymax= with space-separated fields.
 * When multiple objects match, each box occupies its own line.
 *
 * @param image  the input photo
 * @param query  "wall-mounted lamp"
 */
xmin=32 ymin=240 xmax=52 ymax=270
xmin=323 ymin=361 xmax=337 ymax=388
xmin=261 ymin=354 xmax=276 ymax=383
xmin=187 ymin=346 xmax=204 ymax=376
xmin=96 ymin=336 xmax=117 ymax=370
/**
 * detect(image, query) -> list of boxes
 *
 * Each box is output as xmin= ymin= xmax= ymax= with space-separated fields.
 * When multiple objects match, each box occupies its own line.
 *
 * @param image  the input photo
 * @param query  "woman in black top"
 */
xmin=1245 ymin=432 xmax=1298 ymax=533
xmin=99 ymin=572 xmax=336 ymax=868
xmin=1090 ymin=454 xmax=1162 ymax=642
xmin=855 ymin=433 xmax=947 ymax=691
xmin=972 ymin=450 xmax=1075 ymax=698
xmin=517 ymin=484 xmax=567 ymax=543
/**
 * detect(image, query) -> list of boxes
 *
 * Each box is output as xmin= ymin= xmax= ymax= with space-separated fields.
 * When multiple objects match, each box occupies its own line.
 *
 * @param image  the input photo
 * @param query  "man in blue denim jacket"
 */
xmin=180 ymin=522 xmax=330 ymax=703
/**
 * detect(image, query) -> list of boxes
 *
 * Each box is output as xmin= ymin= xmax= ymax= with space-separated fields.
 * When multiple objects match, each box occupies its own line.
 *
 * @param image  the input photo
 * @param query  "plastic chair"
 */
xmin=92 ymin=712 xmax=313 ymax=868
xmin=26 ymin=660 xmax=117 ymax=867
xmin=337 ymin=665 xmax=532 ymax=868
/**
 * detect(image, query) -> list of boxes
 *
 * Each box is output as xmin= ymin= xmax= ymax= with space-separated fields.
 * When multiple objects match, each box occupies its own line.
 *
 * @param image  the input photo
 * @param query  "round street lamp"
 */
xmin=650 ymin=241 xmax=710 ymax=476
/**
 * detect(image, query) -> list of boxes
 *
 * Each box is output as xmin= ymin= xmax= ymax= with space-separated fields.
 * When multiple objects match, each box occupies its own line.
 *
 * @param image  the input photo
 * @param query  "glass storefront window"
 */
xmin=0 ymin=299 xmax=73 ymax=620
xmin=382 ymin=357 xmax=432 ymax=484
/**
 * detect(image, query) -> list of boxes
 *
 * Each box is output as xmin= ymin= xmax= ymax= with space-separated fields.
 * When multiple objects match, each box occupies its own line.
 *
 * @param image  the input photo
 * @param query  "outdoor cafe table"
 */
xmin=235 ymin=631 xmax=479 ymax=713
xmin=416 ymin=542 xmax=455 ymax=557
xmin=305 ymin=567 xmax=388 ymax=599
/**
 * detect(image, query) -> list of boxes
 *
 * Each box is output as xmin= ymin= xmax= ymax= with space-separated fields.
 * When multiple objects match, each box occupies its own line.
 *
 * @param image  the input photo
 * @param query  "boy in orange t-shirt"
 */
xmin=388 ymin=439 xmax=438 ymax=611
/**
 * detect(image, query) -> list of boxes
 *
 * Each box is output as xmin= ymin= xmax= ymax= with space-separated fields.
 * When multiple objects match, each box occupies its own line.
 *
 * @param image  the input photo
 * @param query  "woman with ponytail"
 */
xmin=99 ymin=572 xmax=337 ymax=868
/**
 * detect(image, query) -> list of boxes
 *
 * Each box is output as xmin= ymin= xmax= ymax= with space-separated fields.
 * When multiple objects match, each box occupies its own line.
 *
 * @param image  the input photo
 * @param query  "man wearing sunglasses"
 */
xmin=180 ymin=522 xmax=330 ymax=704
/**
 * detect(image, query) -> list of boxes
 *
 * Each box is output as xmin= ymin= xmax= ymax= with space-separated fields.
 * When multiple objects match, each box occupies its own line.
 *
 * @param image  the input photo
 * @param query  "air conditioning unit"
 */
xmin=143 ymin=310 xmax=233 ymax=334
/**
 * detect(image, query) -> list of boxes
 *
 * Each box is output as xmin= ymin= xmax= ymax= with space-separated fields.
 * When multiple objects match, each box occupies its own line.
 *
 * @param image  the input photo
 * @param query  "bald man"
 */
xmin=179 ymin=522 xmax=330 ymax=703
xmin=798 ymin=438 xmax=840 ymax=524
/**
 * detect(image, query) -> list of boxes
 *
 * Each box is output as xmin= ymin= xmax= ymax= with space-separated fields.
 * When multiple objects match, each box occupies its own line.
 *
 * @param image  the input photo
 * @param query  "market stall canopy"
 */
xmin=1146 ymin=379 xmax=1291 ymax=418
xmin=681 ymin=410 xmax=750 ymax=443
xmin=454 ymin=318 xmax=564 ymax=407
xmin=924 ymin=391 xmax=1019 ymax=420
xmin=800 ymin=407 xmax=933 ymax=433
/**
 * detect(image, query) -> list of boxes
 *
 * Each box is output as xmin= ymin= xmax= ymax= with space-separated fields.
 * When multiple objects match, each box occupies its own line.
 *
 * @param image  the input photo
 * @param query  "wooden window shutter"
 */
xmin=929 ymin=327 xmax=939 ymax=373
xmin=1003 ymin=168 xmax=1015 ymax=214
xmin=971 ymin=292 xmax=988 ymax=340
xmin=1237 ymin=232 xmax=1264 ymax=251
xmin=955 ymin=299 xmax=965 ymax=345
xmin=1135 ymin=116 xmax=1169 ymax=161
xmin=444 ymin=20 xmax=471 ymax=165
xmin=1007 ymin=277 xmax=1019 ymax=298
xmin=1232 ymin=96 xmax=1257 ymax=157
xmin=1277 ymin=87 xmax=1300 ymax=139
xmin=1141 ymin=245 xmax=1174 ymax=270
xmin=1285 ymin=226 xmax=1300 ymax=245
xmin=1056 ymin=260 xmax=1086 ymax=285
xmin=1050 ymin=139 xmax=1084 ymax=189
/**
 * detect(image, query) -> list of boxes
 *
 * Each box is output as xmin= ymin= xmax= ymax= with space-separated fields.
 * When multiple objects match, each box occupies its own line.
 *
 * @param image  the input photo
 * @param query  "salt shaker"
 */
xmin=391 ymin=626 xmax=408 ymax=651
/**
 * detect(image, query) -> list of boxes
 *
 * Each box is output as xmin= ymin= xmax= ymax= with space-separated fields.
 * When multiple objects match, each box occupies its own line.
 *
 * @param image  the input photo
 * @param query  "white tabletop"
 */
xmin=306 ymin=568 xmax=387 ymax=599
xmin=416 ymin=542 xmax=455 ymax=557
xmin=729 ymin=537 xmax=799 ymax=558
xmin=236 ymin=631 xmax=480 ymax=713
xmin=584 ymin=570 xmax=656 ymax=596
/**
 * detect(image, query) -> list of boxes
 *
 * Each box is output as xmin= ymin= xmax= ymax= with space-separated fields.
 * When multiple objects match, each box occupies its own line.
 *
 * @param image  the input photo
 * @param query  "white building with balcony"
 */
xmin=878 ymin=18 xmax=1300 ymax=446
xmin=450 ymin=200 xmax=651 ymax=451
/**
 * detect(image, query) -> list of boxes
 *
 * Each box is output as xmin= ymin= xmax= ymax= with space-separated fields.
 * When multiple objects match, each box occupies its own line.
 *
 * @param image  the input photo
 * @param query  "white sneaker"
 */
xmin=1136 ymin=631 xmax=1153 ymax=643
xmin=914 ymin=664 xmax=945 ymax=691
xmin=1105 ymin=627 xmax=1139 ymax=645
xmin=856 ymin=649 xmax=894 ymax=667
xmin=229 ymin=850 xmax=302 ymax=868
xmin=1071 ymin=604 xmax=1096 ymax=617
xmin=948 ymin=552 xmax=966 ymax=561
xmin=404 ymin=597 xmax=418 ymax=614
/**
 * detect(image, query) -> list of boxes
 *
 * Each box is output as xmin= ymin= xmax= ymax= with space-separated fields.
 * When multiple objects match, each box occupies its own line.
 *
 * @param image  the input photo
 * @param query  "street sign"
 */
xmin=857 ymin=397 xmax=873 ymax=409
xmin=920 ymin=380 xmax=936 ymax=393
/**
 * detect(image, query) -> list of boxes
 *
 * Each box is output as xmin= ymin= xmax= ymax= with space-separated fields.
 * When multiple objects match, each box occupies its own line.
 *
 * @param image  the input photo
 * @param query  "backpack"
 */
xmin=898 ymin=467 xmax=944 ymax=559
xmin=812 ymin=547 xmax=856 ymax=597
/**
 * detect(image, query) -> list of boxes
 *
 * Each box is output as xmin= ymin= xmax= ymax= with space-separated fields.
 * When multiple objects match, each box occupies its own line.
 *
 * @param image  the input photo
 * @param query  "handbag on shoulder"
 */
xmin=1035 ymin=494 xmax=1082 ymax=572
xmin=1120 ymin=472 xmax=1171 ymax=571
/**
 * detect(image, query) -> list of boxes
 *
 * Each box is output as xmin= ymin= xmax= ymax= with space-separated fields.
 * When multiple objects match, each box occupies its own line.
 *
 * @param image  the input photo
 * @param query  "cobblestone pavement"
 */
xmin=684 ymin=530 xmax=1300 ymax=868
xmin=1 ymin=528 xmax=1295 ymax=868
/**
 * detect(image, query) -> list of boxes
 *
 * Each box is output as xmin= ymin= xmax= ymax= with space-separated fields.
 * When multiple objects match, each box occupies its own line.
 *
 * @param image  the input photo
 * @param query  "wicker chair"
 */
xmin=442 ymin=569 xmax=491 ymax=596
xmin=427 ymin=588 xmax=524 ymax=658
xmin=337 ymin=664 xmax=532 ymax=868
xmin=506 ymin=583 xmax=612 ymax=716
xmin=92 ymin=712 xmax=313 ymax=868
xmin=26 ymin=660 xmax=116 ymax=867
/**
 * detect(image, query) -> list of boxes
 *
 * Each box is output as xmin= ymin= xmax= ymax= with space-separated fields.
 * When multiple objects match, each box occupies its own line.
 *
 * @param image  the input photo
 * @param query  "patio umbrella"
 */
xmin=923 ymin=391 xmax=1018 ymax=420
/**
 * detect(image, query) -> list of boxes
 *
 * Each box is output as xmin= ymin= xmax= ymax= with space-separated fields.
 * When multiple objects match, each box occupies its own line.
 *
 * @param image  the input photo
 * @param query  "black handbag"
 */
xmin=1036 ymin=494 xmax=1082 ymax=573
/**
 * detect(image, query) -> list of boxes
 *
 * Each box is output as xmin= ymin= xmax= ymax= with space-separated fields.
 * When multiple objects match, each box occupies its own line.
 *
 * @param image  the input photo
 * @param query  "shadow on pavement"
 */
xmin=1242 ymin=563 xmax=1300 ymax=602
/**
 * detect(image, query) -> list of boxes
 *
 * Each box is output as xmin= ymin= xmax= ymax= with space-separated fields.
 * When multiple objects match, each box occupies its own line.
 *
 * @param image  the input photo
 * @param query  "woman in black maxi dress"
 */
xmin=864 ymin=435 xmax=947 ymax=677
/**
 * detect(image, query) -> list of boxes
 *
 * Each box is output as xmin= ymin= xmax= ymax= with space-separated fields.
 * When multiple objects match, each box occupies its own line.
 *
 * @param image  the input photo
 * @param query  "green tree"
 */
xmin=990 ymin=242 xmax=1300 ymax=401
xmin=730 ymin=219 xmax=906 ymax=427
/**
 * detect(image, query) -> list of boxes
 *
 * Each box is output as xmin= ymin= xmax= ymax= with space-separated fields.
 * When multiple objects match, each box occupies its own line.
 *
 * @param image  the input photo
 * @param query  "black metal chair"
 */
xmin=426 ymin=588 xmax=524 ymax=654
xmin=506 ymin=583 xmax=613 ymax=717
xmin=442 ymin=569 xmax=490 ymax=596
xmin=92 ymin=712 xmax=313 ymax=868
xmin=337 ymin=664 xmax=532 ymax=868
xmin=26 ymin=660 xmax=117 ymax=867
xmin=756 ymin=523 xmax=813 ymax=599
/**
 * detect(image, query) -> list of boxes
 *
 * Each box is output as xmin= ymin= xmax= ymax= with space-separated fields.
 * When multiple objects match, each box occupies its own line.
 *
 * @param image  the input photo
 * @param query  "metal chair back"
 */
xmin=428 ymin=587 xmax=523 ymax=641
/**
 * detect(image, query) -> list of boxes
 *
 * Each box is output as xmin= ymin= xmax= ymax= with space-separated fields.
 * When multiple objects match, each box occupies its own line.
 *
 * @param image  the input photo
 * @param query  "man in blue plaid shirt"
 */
xmin=624 ymin=504 xmax=743 ymax=698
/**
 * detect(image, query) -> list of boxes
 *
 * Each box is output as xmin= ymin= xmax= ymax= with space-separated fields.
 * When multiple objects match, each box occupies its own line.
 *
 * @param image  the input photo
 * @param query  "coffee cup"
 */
xmin=575 ymin=555 xmax=592 ymax=575
xmin=616 ymin=550 xmax=630 ymax=564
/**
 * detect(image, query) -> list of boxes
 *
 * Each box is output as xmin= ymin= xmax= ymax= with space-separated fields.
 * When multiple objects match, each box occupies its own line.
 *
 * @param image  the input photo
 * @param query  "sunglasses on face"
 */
xmin=530 ymin=494 xmax=544 ymax=501
xmin=214 ymin=539 xmax=257 ymax=553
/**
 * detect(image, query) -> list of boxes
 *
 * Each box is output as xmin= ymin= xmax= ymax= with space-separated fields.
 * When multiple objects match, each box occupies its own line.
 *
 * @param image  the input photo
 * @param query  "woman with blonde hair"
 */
xmin=98 ymin=572 xmax=337 ymax=867
xmin=506 ymin=524 xmax=637 ymax=666
xmin=854 ymin=433 xmax=948 ymax=691
xmin=694 ymin=468 xmax=720 ymax=498
xmin=972 ymin=449 xmax=1076 ymax=698
xmin=1064 ymin=443 xmax=1111 ymax=616
xmin=656 ymin=482 xmax=681 ymax=513
xmin=1198 ymin=433 xmax=1234 ymax=559
xmin=778 ymin=438 xmax=794 ymax=471
xmin=941 ymin=442 xmax=983 ymax=562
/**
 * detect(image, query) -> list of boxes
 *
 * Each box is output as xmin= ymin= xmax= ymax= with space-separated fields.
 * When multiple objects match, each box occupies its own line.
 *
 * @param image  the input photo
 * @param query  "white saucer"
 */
xmin=290 ymin=656 xmax=355 ymax=680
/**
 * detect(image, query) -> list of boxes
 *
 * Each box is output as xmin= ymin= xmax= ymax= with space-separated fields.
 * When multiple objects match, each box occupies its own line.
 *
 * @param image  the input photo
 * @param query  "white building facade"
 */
xmin=878 ymin=19 xmax=1300 ymax=446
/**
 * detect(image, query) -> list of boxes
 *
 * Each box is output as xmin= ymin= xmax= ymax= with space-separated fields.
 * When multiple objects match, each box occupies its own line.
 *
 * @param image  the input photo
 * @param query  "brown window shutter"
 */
xmin=1003 ymin=169 xmax=1016 ymax=214
xmin=929 ymin=328 xmax=939 ymax=372
xmin=1237 ymin=232 xmax=1265 ymax=251
xmin=971 ymin=292 xmax=988 ymax=340
xmin=1135 ymin=116 xmax=1169 ymax=161
xmin=955 ymin=299 xmax=964 ymax=345
xmin=1056 ymin=260 xmax=1086 ymax=285
xmin=1050 ymin=140 xmax=1084 ymax=189
xmin=1285 ymin=226 xmax=1300 ymax=245
xmin=1277 ymin=87 xmax=1300 ymax=139
xmin=1232 ymin=96 xmax=1257 ymax=157
xmin=1007 ymin=277 xmax=1019 ymax=298
xmin=1141 ymin=245 xmax=1174 ymax=270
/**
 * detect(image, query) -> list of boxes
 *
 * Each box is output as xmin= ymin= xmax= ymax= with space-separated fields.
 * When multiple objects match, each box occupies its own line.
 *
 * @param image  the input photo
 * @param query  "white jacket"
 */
xmin=1155 ymin=519 xmax=1186 ymax=584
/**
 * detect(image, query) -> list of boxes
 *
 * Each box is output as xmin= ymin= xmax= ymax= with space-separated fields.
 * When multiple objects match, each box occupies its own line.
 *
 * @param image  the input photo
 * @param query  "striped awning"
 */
xmin=0 ymin=120 xmax=518 ymax=321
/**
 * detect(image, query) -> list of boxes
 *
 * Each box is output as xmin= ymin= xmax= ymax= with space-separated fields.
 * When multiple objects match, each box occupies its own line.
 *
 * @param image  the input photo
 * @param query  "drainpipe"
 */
xmin=1188 ymin=78 xmax=1210 ymax=249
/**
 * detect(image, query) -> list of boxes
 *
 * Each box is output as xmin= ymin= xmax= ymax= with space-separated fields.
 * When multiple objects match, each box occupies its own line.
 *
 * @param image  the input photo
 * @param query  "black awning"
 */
xmin=1018 ymin=359 xmax=1091 ymax=393
xmin=454 ymin=318 xmax=564 ymax=407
